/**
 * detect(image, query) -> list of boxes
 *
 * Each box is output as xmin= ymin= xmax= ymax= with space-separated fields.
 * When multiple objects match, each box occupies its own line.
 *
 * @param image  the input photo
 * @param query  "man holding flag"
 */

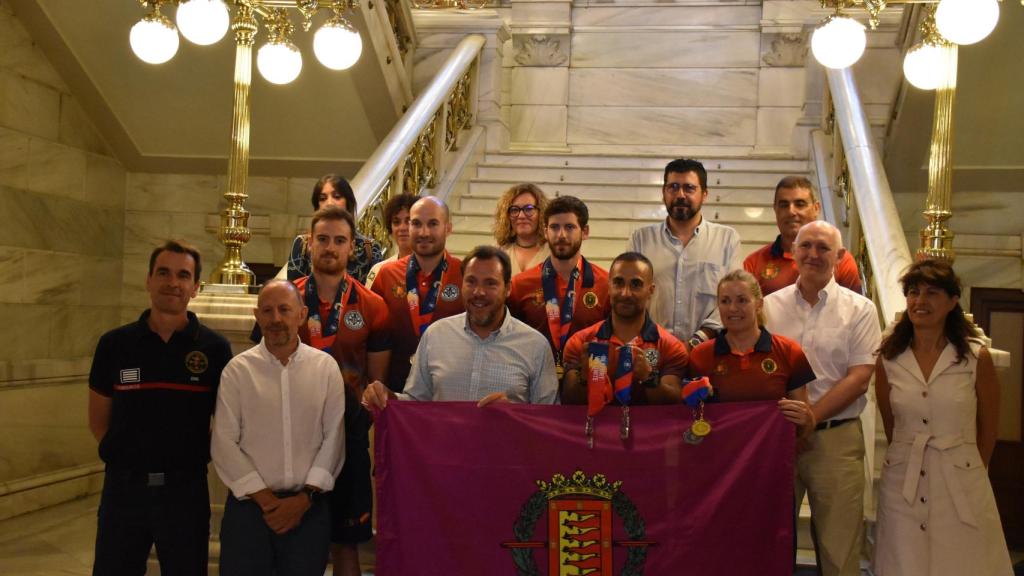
xmin=561 ymin=252 xmax=689 ymax=427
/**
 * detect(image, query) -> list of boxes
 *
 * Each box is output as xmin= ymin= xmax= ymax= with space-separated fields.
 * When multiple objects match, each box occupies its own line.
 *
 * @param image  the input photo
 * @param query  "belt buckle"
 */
xmin=147 ymin=472 xmax=165 ymax=487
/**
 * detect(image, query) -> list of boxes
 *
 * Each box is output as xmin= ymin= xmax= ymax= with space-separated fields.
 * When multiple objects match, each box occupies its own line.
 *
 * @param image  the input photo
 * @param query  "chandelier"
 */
xmin=129 ymin=0 xmax=363 ymax=81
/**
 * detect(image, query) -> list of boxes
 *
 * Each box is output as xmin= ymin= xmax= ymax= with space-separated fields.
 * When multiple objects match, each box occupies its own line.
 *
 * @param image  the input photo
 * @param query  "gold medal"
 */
xmin=691 ymin=419 xmax=712 ymax=437
xmin=555 ymin=363 xmax=565 ymax=380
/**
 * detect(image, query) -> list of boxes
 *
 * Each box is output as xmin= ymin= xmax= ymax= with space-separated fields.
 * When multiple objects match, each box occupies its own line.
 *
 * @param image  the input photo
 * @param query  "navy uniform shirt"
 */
xmin=89 ymin=310 xmax=233 ymax=471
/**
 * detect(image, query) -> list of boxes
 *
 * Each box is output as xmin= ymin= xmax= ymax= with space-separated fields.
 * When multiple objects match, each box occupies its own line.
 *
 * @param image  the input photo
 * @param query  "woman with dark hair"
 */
xmin=287 ymin=174 xmax=384 ymax=284
xmin=493 ymin=183 xmax=550 ymax=273
xmin=873 ymin=259 xmax=1011 ymax=576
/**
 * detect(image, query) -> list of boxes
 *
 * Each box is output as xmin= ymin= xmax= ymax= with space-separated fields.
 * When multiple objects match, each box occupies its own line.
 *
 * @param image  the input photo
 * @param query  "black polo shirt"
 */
xmin=89 ymin=310 xmax=233 ymax=472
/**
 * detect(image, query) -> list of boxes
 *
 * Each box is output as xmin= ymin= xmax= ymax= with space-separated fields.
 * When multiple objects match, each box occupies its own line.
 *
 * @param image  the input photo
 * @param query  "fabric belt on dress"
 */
xmin=815 ymin=417 xmax=857 ymax=431
xmin=894 ymin=431 xmax=978 ymax=527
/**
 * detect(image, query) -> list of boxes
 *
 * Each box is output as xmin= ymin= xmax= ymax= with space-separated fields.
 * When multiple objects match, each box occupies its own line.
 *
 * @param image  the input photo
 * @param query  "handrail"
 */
xmin=825 ymin=67 xmax=913 ymax=324
xmin=351 ymin=33 xmax=485 ymax=213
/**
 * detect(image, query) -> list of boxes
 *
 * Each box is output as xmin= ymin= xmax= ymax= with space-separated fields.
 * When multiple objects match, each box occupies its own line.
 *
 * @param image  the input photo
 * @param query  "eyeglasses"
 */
xmin=508 ymin=204 xmax=538 ymax=218
xmin=664 ymin=182 xmax=701 ymax=194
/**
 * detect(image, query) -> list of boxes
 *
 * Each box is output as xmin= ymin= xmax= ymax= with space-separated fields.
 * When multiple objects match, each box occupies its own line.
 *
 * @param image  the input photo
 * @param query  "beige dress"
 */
xmin=874 ymin=343 xmax=1013 ymax=576
xmin=500 ymin=243 xmax=550 ymax=274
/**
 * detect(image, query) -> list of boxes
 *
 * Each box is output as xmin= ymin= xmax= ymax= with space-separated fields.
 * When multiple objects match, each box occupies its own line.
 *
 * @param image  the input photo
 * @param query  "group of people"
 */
xmin=86 ymin=158 xmax=1013 ymax=576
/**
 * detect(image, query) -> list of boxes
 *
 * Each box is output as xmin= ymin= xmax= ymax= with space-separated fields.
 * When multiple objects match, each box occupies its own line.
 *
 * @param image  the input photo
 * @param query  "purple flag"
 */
xmin=374 ymin=401 xmax=795 ymax=575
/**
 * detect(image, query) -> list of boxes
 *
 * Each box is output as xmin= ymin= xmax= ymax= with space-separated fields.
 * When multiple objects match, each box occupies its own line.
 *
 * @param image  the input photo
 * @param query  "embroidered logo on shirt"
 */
xmin=582 ymin=291 xmax=599 ymax=309
xmin=441 ymin=284 xmax=460 ymax=302
xmin=120 ymin=368 xmax=141 ymax=383
xmin=761 ymin=358 xmax=778 ymax=375
xmin=761 ymin=263 xmax=779 ymax=280
xmin=392 ymin=285 xmax=406 ymax=299
xmin=532 ymin=289 xmax=544 ymax=307
xmin=185 ymin=351 xmax=209 ymax=374
xmin=643 ymin=347 xmax=659 ymax=369
xmin=714 ymin=362 xmax=728 ymax=376
xmin=344 ymin=310 xmax=365 ymax=330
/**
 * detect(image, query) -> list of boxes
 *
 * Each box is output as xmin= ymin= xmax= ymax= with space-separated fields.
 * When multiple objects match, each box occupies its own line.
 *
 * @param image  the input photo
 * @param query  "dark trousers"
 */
xmin=219 ymin=493 xmax=331 ymax=576
xmin=93 ymin=468 xmax=210 ymax=576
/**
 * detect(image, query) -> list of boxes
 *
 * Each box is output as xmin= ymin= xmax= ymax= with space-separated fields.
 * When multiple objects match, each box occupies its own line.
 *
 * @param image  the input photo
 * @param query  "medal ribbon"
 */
xmin=613 ymin=339 xmax=638 ymax=406
xmin=303 ymin=274 xmax=348 ymax=349
xmin=585 ymin=341 xmax=611 ymax=417
xmin=542 ymin=258 xmax=594 ymax=360
xmin=406 ymin=253 xmax=449 ymax=336
xmin=681 ymin=376 xmax=713 ymax=408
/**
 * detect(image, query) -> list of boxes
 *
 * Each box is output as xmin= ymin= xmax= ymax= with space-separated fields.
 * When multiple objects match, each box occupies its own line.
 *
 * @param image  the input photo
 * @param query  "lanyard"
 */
xmin=406 ymin=254 xmax=448 ymax=336
xmin=303 ymin=274 xmax=348 ymax=347
xmin=541 ymin=257 xmax=595 ymax=360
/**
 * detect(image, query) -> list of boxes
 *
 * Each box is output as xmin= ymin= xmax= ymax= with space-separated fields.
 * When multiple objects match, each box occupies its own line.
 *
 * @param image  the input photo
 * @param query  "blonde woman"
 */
xmin=493 ymin=183 xmax=550 ymax=274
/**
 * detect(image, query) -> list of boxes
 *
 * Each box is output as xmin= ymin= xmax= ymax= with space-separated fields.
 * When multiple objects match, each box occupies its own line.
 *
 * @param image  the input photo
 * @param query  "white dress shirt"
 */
xmin=400 ymin=308 xmax=559 ymax=404
xmin=212 ymin=340 xmax=345 ymax=499
xmin=627 ymin=217 xmax=741 ymax=341
xmin=764 ymin=277 xmax=881 ymax=421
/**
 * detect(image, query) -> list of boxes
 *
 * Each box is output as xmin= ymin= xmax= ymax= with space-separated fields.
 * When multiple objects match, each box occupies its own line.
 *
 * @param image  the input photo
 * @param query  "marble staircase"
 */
xmin=445 ymin=152 xmax=808 ymax=266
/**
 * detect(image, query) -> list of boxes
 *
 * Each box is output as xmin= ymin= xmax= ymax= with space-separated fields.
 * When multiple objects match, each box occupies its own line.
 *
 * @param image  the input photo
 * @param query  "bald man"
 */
xmin=212 ymin=280 xmax=345 ymax=576
xmin=763 ymin=222 xmax=881 ymax=576
xmin=370 ymin=196 xmax=465 ymax=392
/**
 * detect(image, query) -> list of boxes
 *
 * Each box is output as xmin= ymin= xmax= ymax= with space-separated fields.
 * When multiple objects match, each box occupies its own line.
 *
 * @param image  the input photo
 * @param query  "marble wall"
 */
xmin=0 ymin=2 xmax=125 ymax=515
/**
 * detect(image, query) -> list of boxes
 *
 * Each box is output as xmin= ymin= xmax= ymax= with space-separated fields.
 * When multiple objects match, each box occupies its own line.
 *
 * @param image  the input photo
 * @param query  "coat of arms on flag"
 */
xmin=502 ymin=470 xmax=652 ymax=576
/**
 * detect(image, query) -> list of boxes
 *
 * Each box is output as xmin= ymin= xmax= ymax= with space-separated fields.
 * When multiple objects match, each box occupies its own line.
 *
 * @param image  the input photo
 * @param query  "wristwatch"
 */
xmin=302 ymin=486 xmax=321 ymax=503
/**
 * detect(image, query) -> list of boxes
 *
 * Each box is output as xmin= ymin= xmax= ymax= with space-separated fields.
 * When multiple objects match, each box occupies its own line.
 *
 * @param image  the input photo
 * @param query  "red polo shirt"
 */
xmin=562 ymin=315 xmax=689 ymax=405
xmin=744 ymin=235 xmax=862 ymax=296
xmin=508 ymin=257 xmax=609 ymax=362
xmin=688 ymin=329 xmax=815 ymax=402
xmin=369 ymin=253 xmax=464 ymax=392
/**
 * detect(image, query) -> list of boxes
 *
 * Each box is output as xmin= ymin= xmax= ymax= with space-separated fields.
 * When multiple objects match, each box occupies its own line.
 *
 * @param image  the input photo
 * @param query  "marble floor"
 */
xmin=1 ymin=495 xmax=1021 ymax=576
xmin=0 ymin=494 xmax=376 ymax=576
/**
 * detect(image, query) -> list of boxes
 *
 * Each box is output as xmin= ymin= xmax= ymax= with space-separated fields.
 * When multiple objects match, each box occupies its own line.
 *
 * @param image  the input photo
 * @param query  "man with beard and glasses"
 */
xmin=561 ymin=252 xmax=689 ymax=406
xmin=362 ymin=246 xmax=558 ymax=408
xmin=297 ymin=206 xmax=391 ymax=576
xmin=212 ymin=280 xmax=345 ymax=576
xmin=508 ymin=195 xmax=609 ymax=381
xmin=627 ymin=158 xmax=741 ymax=350
xmin=744 ymin=176 xmax=861 ymax=296
xmin=88 ymin=240 xmax=232 ymax=576
xmin=370 ymin=196 xmax=464 ymax=393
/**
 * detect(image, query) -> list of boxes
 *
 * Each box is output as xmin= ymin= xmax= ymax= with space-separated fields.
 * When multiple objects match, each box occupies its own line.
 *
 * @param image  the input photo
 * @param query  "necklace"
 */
xmin=515 ymin=239 xmax=539 ymax=249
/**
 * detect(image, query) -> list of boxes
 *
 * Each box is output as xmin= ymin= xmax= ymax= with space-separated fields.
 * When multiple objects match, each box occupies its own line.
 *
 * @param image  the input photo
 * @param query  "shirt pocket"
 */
xmin=695 ymin=262 xmax=723 ymax=297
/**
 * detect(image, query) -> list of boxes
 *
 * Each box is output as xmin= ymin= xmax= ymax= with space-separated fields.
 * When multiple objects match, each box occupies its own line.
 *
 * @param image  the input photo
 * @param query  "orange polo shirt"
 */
xmin=369 ymin=253 xmax=464 ymax=392
xmin=508 ymin=257 xmax=609 ymax=362
xmin=562 ymin=315 xmax=689 ymax=405
xmin=743 ymin=235 xmax=863 ymax=296
xmin=688 ymin=329 xmax=815 ymax=402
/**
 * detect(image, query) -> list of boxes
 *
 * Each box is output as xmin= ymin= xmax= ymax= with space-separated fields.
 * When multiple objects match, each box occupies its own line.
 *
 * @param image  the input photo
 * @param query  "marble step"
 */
xmin=482 ymin=153 xmax=808 ymax=173
xmin=475 ymin=164 xmax=799 ymax=187
xmin=466 ymin=179 xmax=774 ymax=205
xmin=458 ymin=197 xmax=776 ymax=224
xmin=450 ymin=214 xmax=777 ymax=243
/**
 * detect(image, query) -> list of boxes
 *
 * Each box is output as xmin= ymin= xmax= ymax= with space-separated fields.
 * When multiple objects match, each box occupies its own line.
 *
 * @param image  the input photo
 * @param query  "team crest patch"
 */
xmin=714 ymin=361 xmax=728 ymax=376
xmin=441 ymin=283 xmax=460 ymax=302
xmin=502 ymin=470 xmax=652 ymax=575
xmin=761 ymin=263 xmax=779 ymax=280
xmin=391 ymin=285 xmax=406 ymax=299
xmin=582 ymin=291 xmax=599 ymax=309
xmin=643 ymin=347 xmax=659 ymax=369
xmin=761 ymin=358 xmax=778 ymax=375
xmin=344 ymin=310 xmax=365 ymax=330
xmin=532 ymin=289 xmax=545 ymax=307
xmin=185 ymin=351 xmax=209 ymax=374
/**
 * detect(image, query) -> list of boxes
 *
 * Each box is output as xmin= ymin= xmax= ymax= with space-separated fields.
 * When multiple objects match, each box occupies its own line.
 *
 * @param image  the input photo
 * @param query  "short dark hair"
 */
xmin=773 ymin=176 xmax=817 ymax=204
xmin=610 ymin=251 xmax=654 ymax=276
xmin=384 ymin=194 xmax=418 ymax=233
xmin=543 ymin=195 xmax=590 ymax=228
xmin=663 ymin=158 xmax=708 ymax=190
xmin=310 ymin=205 xmax=356 ymax=239
xmin=310 ymin=174 xmax=356 ymax=213
xmin=463 ymin=245 xmax=512 ymax=286
xmin=149 ymin=240 xmax=202 ymax=280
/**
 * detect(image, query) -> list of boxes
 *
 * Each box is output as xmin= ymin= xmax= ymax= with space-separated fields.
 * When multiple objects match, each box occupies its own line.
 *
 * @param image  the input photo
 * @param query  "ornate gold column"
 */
xmin=918 ymin=11 xmax=957 ymax=262
xmin=210 ymin=4 xmax=257 ymax=285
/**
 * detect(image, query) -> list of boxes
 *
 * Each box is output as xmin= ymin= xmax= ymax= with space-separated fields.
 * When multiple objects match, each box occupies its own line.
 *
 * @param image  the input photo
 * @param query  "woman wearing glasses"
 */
xmin=493 ymin=183 xmax=550 ymax=274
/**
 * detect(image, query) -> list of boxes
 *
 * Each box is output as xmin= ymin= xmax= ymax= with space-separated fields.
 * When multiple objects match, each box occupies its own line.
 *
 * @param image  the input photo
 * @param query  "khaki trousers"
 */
xmin=795 ymin=419 xmax=866 ymax=576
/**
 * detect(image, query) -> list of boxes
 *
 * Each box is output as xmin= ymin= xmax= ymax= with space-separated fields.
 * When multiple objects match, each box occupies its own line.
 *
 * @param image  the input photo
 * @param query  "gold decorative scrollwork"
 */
xmin=383 ymin=0 xmax=411 ymax=58
xmin=402 ymin=113 xmax=439 ymax=195
xmin=444 ymin=72 xmax=472 ymax=152
xmin=857 ymin=231 xmax=875 ymax=301
xmin=358 ymin=175 xmax=396 ymax=254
